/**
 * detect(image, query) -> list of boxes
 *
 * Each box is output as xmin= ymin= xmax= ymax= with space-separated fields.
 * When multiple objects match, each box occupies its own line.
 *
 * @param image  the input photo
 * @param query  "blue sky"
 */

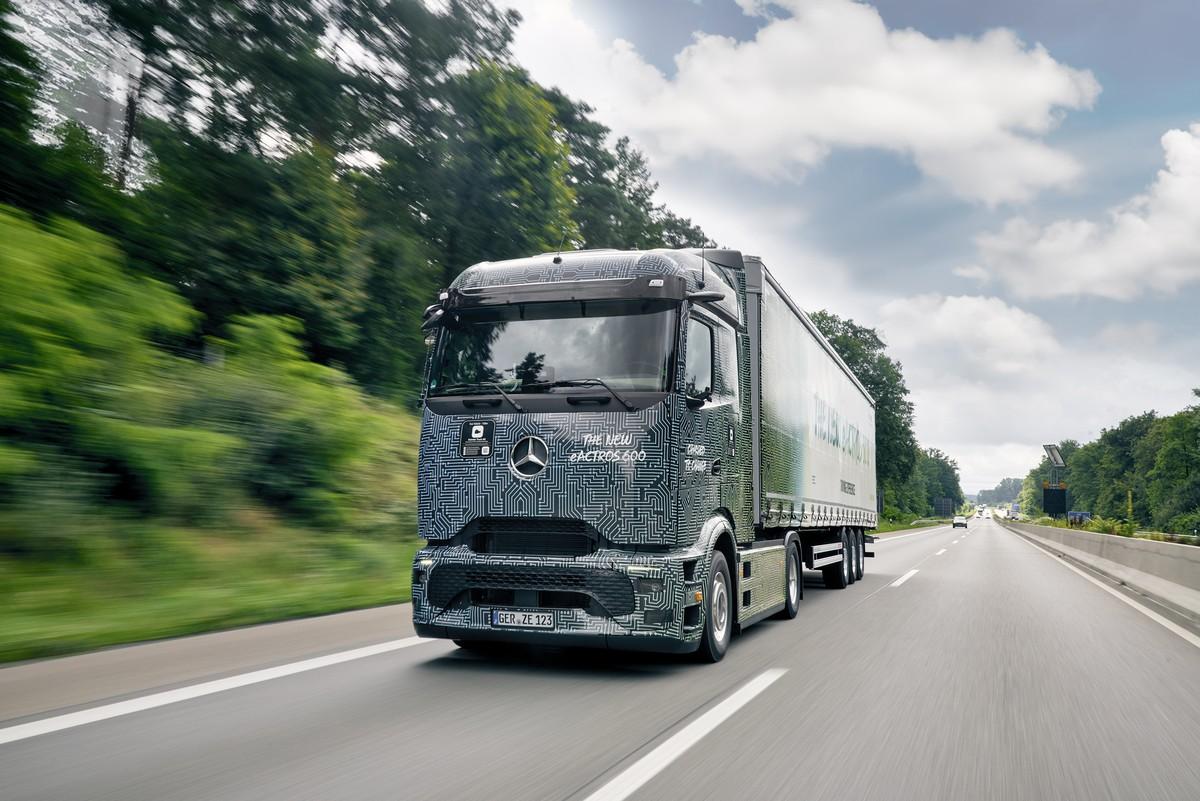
xmin=506 ymin=0 xmax=1200 ymax=492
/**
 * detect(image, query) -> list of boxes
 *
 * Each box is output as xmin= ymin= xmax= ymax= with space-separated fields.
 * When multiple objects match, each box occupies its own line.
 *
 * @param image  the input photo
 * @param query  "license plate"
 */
xmin=491 ymin=609 xmax=554 ymax=629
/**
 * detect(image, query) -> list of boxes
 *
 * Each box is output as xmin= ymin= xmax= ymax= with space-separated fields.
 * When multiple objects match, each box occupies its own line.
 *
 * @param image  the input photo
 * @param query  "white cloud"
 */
xmin=875 ymin=294 xmax=1195 ymax=491
xmin=971 ymin=122 xmax=1200 ymax=299
xmin=506 ymin=0 xmax=1098 ymax=204
xmin=1096 ymin=321 xmax=1161 ymax=349
xmin=879 ymin=294 xmax=1060 ymax=376
xmin=952 ymin=264 xmax=990 ymax=282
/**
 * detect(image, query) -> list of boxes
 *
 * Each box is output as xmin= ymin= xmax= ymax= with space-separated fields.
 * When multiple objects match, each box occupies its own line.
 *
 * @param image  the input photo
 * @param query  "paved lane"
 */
xmin=3 ymin=520 xmax=1198 ymax=801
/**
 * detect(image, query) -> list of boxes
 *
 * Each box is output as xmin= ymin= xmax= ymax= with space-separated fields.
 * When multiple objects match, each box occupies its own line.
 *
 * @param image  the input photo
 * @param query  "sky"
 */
xmin=502 ymin=0 xmax=1200 ymax=493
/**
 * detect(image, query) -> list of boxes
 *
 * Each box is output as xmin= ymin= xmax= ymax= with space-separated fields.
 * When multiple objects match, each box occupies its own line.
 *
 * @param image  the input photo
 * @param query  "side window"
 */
xmin=716 ymin=325 xmax=739 ymax=401
xmin=685 ymin=318 xmax=713 ymax=398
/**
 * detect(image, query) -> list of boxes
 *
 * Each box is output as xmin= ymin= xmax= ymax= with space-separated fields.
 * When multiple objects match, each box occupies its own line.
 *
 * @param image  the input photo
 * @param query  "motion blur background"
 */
xmin=2 ymin=0 xmax=1194 ymax=664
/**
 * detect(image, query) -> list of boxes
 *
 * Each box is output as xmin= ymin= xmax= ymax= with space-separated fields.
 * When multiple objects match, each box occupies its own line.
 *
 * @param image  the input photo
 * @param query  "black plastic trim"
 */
xmin=415 ymin=622 xmax=699 ymax=654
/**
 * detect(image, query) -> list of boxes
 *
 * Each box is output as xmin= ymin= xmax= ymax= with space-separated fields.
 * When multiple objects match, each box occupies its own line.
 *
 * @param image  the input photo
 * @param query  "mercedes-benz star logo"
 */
xmin=511 ymin=436 xmax=549 ymax=478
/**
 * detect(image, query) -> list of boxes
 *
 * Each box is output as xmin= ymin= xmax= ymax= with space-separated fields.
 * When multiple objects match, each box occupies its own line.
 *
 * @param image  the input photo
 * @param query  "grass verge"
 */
xmin=873 ymin=518 xmax=951 ymax=535
xmin=0 ymin=521 xmax=420 ymax=664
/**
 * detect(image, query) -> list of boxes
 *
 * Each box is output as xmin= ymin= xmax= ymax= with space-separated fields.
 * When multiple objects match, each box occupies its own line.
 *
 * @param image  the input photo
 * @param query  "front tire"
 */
xmin=697 ymin=551 xmax=732 ymax=662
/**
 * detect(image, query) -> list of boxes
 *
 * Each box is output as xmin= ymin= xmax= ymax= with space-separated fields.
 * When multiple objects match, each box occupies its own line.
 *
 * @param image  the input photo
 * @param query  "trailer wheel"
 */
xmin=774 ymin=542 xmax=802 ymax=619
xmin=846 ymin=529 xmax=858 ymax=585
xmin=854 ymin=529 xmax=865 ymax=580
xmin=822 ymin=529 xmax=849 ymax=589
xmin=697 ymin=551 xmax=732 ymax=662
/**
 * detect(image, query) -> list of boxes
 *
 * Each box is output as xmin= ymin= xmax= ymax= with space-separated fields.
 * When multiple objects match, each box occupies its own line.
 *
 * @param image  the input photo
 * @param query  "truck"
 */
xmin=412 ymin=248 xmax=877 ymax=661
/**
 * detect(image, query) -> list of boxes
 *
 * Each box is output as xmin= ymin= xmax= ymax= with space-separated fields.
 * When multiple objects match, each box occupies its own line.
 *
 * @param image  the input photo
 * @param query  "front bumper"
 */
xmin=411 ymin=544 xmax=707 ymax=653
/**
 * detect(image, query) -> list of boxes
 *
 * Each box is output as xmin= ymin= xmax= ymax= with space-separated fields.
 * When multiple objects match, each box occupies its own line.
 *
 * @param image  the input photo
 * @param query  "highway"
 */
xmin=3 ymin=518 xmax=1199 ymax=801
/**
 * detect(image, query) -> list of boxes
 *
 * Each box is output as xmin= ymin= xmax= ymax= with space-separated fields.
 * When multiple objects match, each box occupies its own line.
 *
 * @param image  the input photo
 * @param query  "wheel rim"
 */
xmin=712 ymin=571 xmax=729 ymax=643
xmin=787 ymin=550 xmax=799 ymax=606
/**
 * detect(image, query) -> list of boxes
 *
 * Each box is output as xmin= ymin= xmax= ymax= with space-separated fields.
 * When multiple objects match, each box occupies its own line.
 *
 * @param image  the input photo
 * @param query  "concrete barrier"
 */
xmin=1004 ymin=522 xmax=1200 ymax=624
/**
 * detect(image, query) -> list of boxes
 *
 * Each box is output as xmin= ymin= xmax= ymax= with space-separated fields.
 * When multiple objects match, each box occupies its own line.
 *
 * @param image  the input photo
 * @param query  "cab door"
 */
xmin=680 ymin=311 xmax=740 ymax=530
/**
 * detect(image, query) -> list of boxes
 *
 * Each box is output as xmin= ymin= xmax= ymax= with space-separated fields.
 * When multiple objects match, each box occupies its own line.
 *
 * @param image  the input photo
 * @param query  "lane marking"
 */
xmin=582 ymin=668 xmax=787 ymax=801
xmin=0 ymin=637 xmax=434 ymax=746
xmin=935 ymin=549 xmax=947 ymax=556
xmin=890 ymin=569 xmax=919 ymax=587
xmin=952 ymin=539 xmax=960 ymax=544
xmin=1008 ymin=530 xmax=1200 ymax=651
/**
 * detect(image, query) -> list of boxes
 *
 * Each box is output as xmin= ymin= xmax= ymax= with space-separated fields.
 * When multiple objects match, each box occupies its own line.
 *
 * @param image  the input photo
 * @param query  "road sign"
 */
xmin=1043 ymin=487 xmax=1067 ymax=516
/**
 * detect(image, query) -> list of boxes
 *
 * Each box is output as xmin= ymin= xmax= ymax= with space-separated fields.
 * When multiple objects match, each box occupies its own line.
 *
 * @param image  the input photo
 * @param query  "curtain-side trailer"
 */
xmin=412 ymin=248 xmax=877 ymax=661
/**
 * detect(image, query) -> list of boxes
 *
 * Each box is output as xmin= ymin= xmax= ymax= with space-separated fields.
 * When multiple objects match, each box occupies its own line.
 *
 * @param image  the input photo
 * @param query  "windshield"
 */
xmin=429 ymin=300 xmax=677 ymax=394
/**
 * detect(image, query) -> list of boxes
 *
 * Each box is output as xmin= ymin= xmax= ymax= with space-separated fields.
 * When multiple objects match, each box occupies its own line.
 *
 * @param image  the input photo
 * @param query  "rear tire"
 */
xmin=697 ymin=551 xmax=732 ymax=662
xmin=775 ymin=542 xmax=802 ymax=619
xmin=822 ymin=529 xmax=849 ymax=589
xmin=847 ymin=529 xmax=858 ymax=585
xmin=854 ymin=529 xmax=865 ymax=580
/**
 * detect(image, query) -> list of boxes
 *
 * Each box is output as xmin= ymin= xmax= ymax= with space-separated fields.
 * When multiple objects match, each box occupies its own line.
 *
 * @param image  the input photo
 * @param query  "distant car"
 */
xmin=952 ymin=516 xmax=968 ymax=529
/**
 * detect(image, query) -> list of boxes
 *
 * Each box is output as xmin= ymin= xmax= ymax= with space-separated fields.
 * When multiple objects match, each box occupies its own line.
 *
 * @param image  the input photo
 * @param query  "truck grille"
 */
xmin=427 ymin=563 xmax=634 ymax=616
xmin=467 ymin=517 xmax=596 ymax=557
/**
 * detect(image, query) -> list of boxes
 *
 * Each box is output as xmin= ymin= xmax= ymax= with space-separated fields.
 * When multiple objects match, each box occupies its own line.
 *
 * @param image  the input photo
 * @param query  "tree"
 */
xmin=139 ymin=134 xmax=367 ymax=364
xmin=423 ymin=62 xmax=579 ymax=280
xmin=978 ymin=477 xmax=1022 ymax=506
xmin=86 ymin=0 xmax=516 ymax=166
xmin=917 ymin=448 xmax=965 ymax=511
xmin=0 ymin=0 xmax=41 ymax=209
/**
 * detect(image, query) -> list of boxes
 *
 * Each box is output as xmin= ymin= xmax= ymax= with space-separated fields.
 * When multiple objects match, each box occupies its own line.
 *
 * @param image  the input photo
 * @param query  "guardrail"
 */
xmin=1002 ymin=521 xmax=1200 ymax=625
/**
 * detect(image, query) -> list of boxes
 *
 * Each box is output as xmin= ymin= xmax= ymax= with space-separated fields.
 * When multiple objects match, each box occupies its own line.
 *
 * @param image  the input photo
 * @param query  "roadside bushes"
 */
xmin=0 ymin=207 xmax=417 ymax=558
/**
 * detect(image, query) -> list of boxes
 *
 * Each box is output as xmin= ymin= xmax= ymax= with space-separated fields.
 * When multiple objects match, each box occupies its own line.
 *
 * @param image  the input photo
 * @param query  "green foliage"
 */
xmin=0 ymin=527 xmax=421 ymax=662
xmin=183 ymin=315 xmax=418 ymax=532
xmin=978 ymin=477 xmax=1022 ymax=506
xmin=140 ymin=136 xmax=367 ymax=363
xmin=0 ymin=208 xmax=416 ymax=555
xmin=0 ymin=0 xmax=40 ymax=209
xmin=430 ymin=62 xmax=580 ymax=275
xmin=1020 ymin=399 xmax=1199 ymax=536
xmin=87 ymin=0 xmax=516 ymax=155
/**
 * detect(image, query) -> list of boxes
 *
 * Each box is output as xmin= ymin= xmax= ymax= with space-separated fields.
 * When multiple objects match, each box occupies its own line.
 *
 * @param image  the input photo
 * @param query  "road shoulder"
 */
xmin=0 ymin=603 xmax=414 ymax=724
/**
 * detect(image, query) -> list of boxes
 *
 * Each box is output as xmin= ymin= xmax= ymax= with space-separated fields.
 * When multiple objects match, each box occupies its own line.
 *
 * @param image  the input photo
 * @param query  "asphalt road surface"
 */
xmin=3 ymin=518 xmax=1200 ymax=801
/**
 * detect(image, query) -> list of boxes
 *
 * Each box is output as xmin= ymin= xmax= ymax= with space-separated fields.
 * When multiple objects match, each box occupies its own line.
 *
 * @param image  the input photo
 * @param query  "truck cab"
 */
xmin=412 ymin=248 xmax=875 ymax=661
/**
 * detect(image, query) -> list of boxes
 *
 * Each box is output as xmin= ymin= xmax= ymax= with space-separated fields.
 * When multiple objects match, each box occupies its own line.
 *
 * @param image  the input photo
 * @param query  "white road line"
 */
xmin=952 ymin=539 xmax=960 ymax=544
xmin=873 ymin=526 xmax=947 ymax=542
xmin=935 ymin=549 xmax=947 ymax=556
xmin=891 ymin=569 xmax=919 ymax=587
xmin=0 ymin=637 xmax=434 ymax=746
xmin=1009 ymin=531 xmax=1200 ymax=651
xmin=582 ymin=668 xmax=787 ymax=801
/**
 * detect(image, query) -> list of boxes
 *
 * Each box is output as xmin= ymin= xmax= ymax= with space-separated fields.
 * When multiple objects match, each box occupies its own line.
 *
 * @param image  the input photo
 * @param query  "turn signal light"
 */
xmin=693 ymin=591 xmax=704 ymax=603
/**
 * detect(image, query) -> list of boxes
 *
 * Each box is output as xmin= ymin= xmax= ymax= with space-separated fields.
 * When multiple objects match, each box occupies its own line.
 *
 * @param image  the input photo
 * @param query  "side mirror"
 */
xmin=421 ymin=308 xmax=445 ymax=331
xmin=685 ymin=388 xmax=711 ymax=410
xmin=687 ymin=289 xmax=726 ymax=303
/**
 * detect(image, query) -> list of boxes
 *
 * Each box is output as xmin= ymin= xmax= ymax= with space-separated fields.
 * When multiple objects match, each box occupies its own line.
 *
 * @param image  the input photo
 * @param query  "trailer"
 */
xmin=412 ymin=248 xmax=877 ymax=661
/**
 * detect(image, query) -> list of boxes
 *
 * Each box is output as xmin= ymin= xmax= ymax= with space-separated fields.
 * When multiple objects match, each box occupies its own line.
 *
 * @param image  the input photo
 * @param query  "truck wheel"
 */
xmin=774 ymin=542 xmax=802 ymax=619
xmin=854 ymin=529 xmax=865 ymax=580
xmin=697 ymin=551 xmax=732 ymax=662
xmin=846 ymin=529 xmax=858 ymax=585
xmin=822 ymin=530 xmax=849 ymax=589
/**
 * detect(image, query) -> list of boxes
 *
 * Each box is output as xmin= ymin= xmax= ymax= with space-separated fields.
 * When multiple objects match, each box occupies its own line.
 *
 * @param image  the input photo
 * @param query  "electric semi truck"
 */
xmin=412 ymin=248 xmax=877 ymax=661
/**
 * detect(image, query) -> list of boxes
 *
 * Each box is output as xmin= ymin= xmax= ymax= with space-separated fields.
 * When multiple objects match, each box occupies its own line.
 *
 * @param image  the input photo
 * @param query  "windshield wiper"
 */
xmin=529 ymin=378 xmax=636 ymax=411
xmin=433 ymin=381 xmax=525 ymax=413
